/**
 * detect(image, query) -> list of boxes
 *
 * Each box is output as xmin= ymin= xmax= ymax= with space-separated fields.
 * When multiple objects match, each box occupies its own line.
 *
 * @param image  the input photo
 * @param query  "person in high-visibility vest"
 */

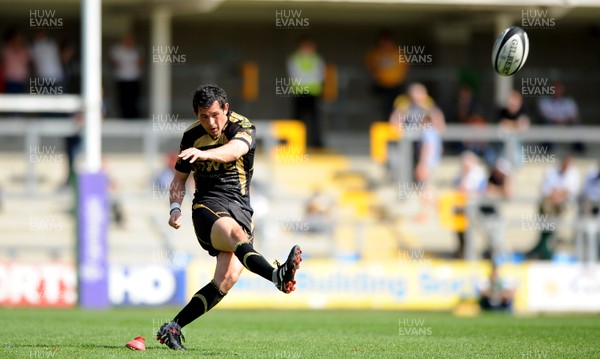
xmin=287 ymin=36 xmax=325 ymax=148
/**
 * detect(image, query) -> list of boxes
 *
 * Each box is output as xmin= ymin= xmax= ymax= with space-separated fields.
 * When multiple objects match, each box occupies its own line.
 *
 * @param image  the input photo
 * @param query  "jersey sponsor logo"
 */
xmin=194 ymin=160 xmax=236 ymax=173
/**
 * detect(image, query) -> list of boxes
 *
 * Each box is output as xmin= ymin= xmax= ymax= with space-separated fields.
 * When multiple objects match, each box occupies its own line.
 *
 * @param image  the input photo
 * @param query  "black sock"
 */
xmin=233 ymin=242 xmax=274 ymax=282
xmin=173 ymin=281 xmax=226 ymax=328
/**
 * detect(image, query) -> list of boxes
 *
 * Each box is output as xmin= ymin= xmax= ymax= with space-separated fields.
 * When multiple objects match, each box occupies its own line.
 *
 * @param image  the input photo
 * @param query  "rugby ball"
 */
xmin=491 ymin=26 xmax=529 ymax=76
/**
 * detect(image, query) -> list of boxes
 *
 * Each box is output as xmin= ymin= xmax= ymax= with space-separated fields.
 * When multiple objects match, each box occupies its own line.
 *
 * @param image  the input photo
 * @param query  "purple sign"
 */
xmin=77 ymin=171 xmax=110 ymax=308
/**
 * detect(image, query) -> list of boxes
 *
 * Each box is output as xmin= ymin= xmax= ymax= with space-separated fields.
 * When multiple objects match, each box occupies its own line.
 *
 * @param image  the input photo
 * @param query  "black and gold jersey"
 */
xmin=174 ymin=111 xmax=255 ymax=211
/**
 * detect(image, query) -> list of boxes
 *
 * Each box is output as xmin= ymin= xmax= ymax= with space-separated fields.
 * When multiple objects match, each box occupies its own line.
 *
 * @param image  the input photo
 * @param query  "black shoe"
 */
xmin=156 ymin=321 xmax=186 ymax=350
xmin=275 ymin=245 xmax=302 ymax=293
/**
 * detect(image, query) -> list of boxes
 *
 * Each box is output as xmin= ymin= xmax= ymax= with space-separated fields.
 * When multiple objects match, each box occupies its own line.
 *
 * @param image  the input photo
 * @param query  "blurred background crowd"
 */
xmin=1 ymin=1 xmax=600 ymax=312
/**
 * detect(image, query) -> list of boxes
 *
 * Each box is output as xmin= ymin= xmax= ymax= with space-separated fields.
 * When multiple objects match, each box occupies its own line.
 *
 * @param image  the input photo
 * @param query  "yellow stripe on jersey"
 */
xmin=233 ymin=131 xmax=253 ymax=145
xmin=236 ymin=157 xmax=247 ymax=196
xmin=184 ymin=120 xmax=202 ymax=133
xmin=193 ymin=133 xmax=228 ymax=149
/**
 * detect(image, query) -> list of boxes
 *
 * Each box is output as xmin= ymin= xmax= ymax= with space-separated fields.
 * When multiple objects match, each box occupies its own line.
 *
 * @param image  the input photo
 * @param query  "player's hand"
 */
xmin=179 ymin=148 xmax=207 ymax=163
xmin=169 ymin=210 xmax=182 ymax=229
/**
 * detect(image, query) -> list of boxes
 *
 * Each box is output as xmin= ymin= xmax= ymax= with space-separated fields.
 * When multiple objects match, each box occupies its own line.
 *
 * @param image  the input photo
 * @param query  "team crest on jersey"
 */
xmin=231 ymin=112 xmax=253 ymax=129
xmin=240 ymin=117 xmax=252 ymax=128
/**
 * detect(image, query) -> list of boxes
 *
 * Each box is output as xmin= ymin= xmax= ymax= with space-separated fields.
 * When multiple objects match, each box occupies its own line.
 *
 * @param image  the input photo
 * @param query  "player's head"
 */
xmin=192 ymin=84 xmax=230 ymax=138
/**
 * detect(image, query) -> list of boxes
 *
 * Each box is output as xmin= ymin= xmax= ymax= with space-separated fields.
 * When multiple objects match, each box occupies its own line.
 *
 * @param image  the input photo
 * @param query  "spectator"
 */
xmin=389 ymin=82 xmax=440 ymax=127
xmin=478 ymin=264 xmax=515 ymax=311
xmin=110 ymin=34 xmax=143 ymax=119
xmin=538 ymin=82 xmax=584 ymax=153
xmin=153 ymin=152 xmax=180 ymax=193
xmin=413 ymin=112 xmax=444 ymax=221
xmin=579 ymin=164 xmax=600 ymax=259
xmin=480 ymin=158 xmax=513 ymax=215
xmin=452 ymin=84 xmax=492 ymax=165
xmin=365 ymin=30 xmax=408 ymax=119
xmin=2 ymin=28 xmax=30 ymax=94
xmin=580 ymin=162 xmax=600 ymax=218
xmin=59 ymin=38 xmax=77 ymax=92
xmin=30 ymin=29 xmax=64 ymax=88
xmin=63 ymin=113 xmax=82 ymax=187
xmin=390 ymin=83 xmax=444 ymax=184
xmin=454 ymin=151 xmax=487 ymax=258
xmin=304 ymin=187 xmax=334 ymax=233
xmin=454 ymin=84 xmax=485 ymax=125
xmin=287 ymin=36 xmax=325 ymax=148
xmin=527 ymin=156 xmax=580 ymax=259
xmin=499 ymin=90 xmax=529 ymax=131
xmin=479 ymin=158 xmax=513 ymax=259
xmin=499 ymin=90 xmax=529 ymax=168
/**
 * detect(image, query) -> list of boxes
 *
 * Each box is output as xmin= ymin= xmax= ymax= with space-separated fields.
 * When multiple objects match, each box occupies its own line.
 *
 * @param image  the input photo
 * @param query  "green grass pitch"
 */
xmin=0 ymin=308 xmax=598 ymax=358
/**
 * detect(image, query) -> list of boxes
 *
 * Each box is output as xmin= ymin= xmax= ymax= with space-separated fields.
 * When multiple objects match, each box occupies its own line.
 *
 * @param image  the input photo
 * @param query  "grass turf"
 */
xmin=0 ymin=308 xmax=598 ymax=358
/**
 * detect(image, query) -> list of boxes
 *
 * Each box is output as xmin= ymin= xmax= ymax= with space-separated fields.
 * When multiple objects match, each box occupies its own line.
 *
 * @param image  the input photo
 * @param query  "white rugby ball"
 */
xmin=491 ymin=26 xmax=529 ymax=76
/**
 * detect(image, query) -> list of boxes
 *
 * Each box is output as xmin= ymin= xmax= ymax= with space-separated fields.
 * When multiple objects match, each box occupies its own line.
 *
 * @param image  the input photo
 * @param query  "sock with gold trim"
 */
xmin=233 ymin=242 xmax=275 ymax=282
xmin=173 ymin=280 xmax=225 ymax=328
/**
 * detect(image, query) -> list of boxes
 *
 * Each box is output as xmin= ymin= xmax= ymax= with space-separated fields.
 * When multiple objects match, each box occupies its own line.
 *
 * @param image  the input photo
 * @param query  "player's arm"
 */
xmin=179 ymin=140 xmax=249 ymax=164
xmin=168 ymin=170 xmax=189 ymax=229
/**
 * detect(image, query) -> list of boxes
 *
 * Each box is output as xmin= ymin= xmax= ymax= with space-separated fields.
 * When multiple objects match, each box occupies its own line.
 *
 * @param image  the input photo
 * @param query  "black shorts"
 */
xmin=191 ymin=200 xmax=254 ymax=257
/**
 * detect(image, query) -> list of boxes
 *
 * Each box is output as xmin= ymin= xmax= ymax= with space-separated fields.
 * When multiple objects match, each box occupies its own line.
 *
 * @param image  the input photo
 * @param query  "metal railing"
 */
xmin=0 ymin=118 xmax=280 ymax=196
xmin=392 ymin=125 xmax=600 ymax=263
xmin=1 ymin=120 xmax=599 ymax=262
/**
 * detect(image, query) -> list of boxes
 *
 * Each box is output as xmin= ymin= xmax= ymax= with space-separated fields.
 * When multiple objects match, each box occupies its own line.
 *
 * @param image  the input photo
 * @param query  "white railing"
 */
xmin=392 ymin=125 xmax=600 ymax=263
xmin=0 ymin=118 xmax=279 ymax=195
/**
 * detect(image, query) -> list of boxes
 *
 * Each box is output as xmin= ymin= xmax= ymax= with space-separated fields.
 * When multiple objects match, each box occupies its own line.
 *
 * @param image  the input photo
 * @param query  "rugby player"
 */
xmin=156 ymin=85 xmax=302 ymax=350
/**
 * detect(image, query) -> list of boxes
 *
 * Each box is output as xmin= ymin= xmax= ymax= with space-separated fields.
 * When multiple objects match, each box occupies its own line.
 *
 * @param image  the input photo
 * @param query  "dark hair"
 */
xmin=192 ymin=84 xmax=227 ymax=113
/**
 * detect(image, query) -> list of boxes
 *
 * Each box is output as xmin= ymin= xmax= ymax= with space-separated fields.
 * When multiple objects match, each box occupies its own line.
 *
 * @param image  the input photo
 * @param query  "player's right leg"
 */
xmin=157 ymin=250 xmax=246 ymax=350
xmin=211 ymin=216 xmax=302 ymax=293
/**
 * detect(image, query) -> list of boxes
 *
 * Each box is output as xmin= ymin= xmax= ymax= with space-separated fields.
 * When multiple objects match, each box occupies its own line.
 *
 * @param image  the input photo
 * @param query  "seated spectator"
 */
xmin=538 ymin=82 xmax=584 ymax=153
xmin=527 ymin=156 xmax=580 ymax=259
xmin=454 ymin=151 xmax=487 ymax=258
